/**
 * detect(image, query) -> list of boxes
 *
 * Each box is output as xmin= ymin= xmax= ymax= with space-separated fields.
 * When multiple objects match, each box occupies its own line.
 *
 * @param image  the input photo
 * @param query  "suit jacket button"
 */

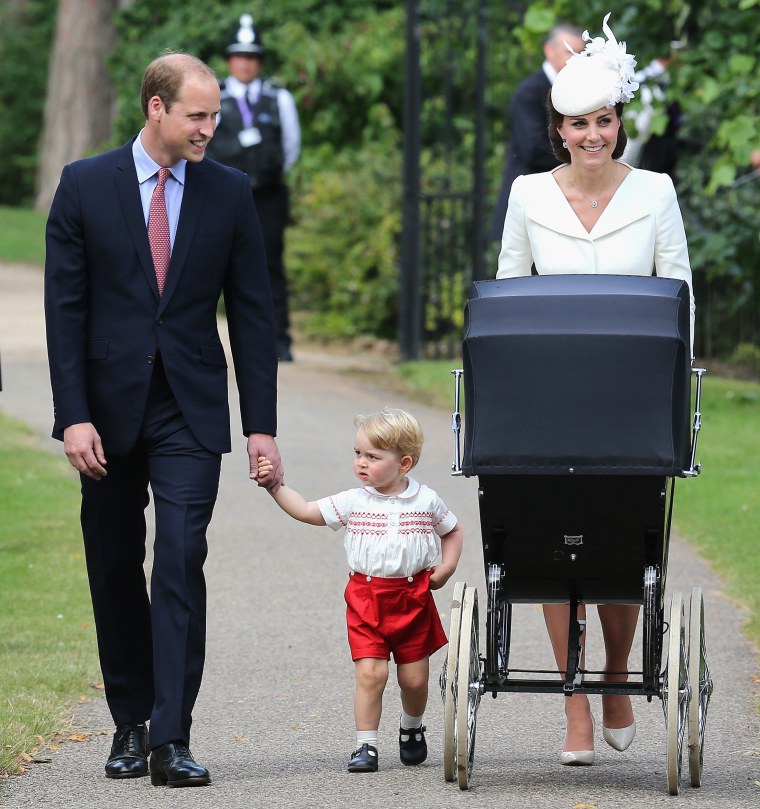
xmin=147 ymin=355 xmax=154 ymax=364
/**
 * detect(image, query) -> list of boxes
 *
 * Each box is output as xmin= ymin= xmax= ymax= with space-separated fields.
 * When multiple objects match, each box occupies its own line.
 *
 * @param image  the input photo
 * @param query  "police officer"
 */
xmin=207 ymin=14 xmax=301 ymax=361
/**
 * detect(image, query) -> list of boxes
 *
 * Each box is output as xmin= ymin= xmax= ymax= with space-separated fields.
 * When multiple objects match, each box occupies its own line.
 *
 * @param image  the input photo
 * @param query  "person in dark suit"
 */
xmin=44 ymin=53 xmax=283 ymax=788
xmin=489 ymin=23 xmax=585 ymax=241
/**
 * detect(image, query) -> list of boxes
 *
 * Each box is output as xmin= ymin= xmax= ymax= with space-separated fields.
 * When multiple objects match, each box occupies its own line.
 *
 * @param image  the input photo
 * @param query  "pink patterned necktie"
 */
xmin=148 ymin=167 xmax=171 ymax=295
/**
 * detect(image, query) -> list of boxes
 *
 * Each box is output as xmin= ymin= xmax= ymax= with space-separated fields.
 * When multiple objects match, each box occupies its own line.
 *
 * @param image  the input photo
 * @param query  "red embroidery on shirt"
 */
xmin=346 ymin=512 xmax=388 ymax=535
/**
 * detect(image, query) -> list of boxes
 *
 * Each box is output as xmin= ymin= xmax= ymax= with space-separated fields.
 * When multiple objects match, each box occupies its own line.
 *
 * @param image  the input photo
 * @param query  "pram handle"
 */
xmin=451 ymin=369 xmax=463 ymax=476
xmin=684 ymin=367 xmax=707 ymax=477
xmin=451 ymin=366 xmax=707 ymax=479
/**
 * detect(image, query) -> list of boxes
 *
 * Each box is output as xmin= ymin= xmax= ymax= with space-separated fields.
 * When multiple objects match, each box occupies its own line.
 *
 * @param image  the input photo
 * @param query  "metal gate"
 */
xmin=400 ymin=0 xmax=488 ymax=360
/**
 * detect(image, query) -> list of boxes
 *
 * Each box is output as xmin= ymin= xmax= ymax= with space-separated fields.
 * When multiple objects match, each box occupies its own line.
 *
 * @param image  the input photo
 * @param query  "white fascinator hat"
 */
xmin=551 ymin=13 xmax=639 ymax=116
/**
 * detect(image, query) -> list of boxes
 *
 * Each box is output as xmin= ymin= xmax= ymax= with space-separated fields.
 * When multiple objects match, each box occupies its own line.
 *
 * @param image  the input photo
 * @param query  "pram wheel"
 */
xmin=456 ymin=587 xmax=481 ymax=790
xmin=642 ymin=566 xmax=661 ymax=688
xmin=688 ymin=586 xmax=712 ymax=787
xmin=665 ymin=591 xmax=687 ymax=795
xmin=442 ymin=581 xmax=467 ymax=782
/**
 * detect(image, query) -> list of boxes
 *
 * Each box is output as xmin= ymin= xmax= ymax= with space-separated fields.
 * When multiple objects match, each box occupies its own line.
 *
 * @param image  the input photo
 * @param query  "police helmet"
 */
xmin=226 ymin=14 xmax=265 ymax=57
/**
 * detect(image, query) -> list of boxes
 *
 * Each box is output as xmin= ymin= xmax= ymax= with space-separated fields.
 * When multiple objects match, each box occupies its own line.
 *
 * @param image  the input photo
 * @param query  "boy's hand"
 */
xmin=257 ymin=456 xmax=274 ymax=481
xmin=429 ymin=564 xmax=455 ymax=590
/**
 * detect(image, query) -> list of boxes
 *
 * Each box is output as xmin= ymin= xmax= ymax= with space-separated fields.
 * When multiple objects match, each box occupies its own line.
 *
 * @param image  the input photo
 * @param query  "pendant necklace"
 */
xmin=569 ymin=170 xmax=618 ymax=208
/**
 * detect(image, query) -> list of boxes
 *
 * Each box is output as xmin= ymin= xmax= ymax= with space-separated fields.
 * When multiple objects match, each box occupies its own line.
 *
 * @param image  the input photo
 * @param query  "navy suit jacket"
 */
xmin=45 ymin=139 xmax=278 ymax=456
xmin=489 ymin=70 xmax=561 ymax=241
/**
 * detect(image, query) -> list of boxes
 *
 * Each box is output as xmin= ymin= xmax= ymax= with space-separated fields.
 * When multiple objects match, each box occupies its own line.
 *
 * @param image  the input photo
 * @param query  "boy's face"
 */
xmin=352 ymin=429 xmax=411 ymax=494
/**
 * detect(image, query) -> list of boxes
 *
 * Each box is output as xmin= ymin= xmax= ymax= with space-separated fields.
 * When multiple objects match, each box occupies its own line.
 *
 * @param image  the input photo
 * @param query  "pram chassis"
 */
xmin=440 ymin=277 xmax=713 ymax=795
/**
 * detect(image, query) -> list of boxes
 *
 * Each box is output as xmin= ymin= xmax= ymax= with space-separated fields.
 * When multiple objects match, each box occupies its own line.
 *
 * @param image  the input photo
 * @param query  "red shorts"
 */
xmin=344 ymin=569 xmax=448 ymax=664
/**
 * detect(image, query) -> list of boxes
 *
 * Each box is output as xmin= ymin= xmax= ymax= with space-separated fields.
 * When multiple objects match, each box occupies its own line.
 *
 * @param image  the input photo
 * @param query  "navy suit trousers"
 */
xmin=80 ymin=357 xmax=221 ymax=749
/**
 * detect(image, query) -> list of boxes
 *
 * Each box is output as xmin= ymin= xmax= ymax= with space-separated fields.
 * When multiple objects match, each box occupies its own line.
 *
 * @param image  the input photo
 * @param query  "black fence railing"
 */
xmin=693 ymin=272 xmax=760 ymax=359
xmin=400 ymin=0 xmax=487 ymax=360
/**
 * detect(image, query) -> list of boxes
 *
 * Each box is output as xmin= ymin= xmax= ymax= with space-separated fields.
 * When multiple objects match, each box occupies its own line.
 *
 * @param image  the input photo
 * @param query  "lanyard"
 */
xmin=235 ymin=95 xmax=254 ymax=128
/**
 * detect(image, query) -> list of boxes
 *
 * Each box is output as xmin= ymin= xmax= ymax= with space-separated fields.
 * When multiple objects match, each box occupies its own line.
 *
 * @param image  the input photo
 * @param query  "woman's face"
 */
xmin=557 ymin=107 xmax=620 ymax=167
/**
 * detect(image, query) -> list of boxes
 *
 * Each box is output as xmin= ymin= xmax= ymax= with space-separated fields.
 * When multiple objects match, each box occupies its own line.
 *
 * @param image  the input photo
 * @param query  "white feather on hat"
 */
xmin=551 ymin=13 xmax=639 ymax=116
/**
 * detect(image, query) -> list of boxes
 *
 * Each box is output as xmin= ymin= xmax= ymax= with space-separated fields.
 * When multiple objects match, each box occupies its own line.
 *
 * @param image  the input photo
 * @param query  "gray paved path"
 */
xmin=1 ymin=262 xmax=758 ymax=808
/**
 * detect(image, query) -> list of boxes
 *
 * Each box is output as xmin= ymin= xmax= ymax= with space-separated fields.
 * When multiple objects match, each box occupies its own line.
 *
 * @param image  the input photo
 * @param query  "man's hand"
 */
xmin=248 ymin=433 xmax=283 ymax=492
xmin=63 ymin=422 xmax=107 ymax=480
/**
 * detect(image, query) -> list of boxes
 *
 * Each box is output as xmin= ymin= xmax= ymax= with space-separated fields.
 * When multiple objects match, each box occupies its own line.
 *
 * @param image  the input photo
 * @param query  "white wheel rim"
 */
xmin=665 ymin=591 xmax=687 ymax=795
xmin=442 ymin=581 xmax=466 ymax=782
xmin=688 ymin=586 xmax=712 ymax=787
xmin=456 ymin=587 xmax=480 ymax=790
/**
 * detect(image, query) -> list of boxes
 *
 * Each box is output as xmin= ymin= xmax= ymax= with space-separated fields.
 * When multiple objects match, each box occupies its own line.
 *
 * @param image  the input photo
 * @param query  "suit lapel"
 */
xmin=159 ymin=160 xmax=206 ymax=308
xmin=114 ymin=141 xmax=161 ymax=300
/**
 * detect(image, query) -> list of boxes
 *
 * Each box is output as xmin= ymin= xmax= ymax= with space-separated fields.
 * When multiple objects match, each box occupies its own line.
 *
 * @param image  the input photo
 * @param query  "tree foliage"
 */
xmin=3 ymin=0 xmax=757 ymax=346
xmin=0 ymin=0 xmax=57 ymax=206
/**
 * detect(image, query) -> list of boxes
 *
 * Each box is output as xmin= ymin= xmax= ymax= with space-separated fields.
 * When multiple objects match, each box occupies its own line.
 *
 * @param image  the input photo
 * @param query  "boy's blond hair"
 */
xmin=354 ymin=407 xmax=423 ymax=469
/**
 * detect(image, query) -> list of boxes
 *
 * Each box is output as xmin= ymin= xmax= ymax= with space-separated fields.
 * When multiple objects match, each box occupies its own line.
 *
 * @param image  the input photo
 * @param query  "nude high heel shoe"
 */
xmin=560 ymin=716 xmax=595 ymax=766
xmin=602 ymin=721 xmax=636 ymax=751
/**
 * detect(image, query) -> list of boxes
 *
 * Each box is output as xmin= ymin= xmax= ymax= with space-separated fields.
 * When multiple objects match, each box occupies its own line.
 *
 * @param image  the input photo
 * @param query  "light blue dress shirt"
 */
xmin=132 ymin=131 xmax=187 ymax=249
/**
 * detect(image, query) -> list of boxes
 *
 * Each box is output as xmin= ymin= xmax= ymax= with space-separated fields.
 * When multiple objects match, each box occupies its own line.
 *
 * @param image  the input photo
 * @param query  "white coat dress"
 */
xmin=496 ymin=163 xmax=695 ymax=350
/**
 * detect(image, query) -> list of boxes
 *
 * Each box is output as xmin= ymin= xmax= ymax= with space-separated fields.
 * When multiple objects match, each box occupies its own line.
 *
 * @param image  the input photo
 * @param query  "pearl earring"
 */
xmin=562 ymin=140 xmax=568 ymax=149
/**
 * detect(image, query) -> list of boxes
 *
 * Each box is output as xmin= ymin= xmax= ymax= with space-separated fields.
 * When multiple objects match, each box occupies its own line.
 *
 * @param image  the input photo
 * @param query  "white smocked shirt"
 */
xmin=317 ymin=477 xmax=458 ymax=578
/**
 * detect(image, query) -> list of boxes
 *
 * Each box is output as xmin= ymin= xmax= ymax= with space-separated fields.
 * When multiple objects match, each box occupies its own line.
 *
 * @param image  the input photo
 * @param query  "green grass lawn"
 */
xmin=673 ymin=376 xmax=760 ymax=641
xmin=0 ymin=413 xmax=99 ymax=776
xmin=0 ymin=206 xmax=47 ymax=266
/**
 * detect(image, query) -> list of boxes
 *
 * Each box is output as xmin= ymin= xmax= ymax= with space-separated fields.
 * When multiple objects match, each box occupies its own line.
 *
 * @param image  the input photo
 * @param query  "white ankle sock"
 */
xmin=356 ymin=730 xmax=378 ymax=748
xmin=400 ymin=711 xmax=423 ymax=730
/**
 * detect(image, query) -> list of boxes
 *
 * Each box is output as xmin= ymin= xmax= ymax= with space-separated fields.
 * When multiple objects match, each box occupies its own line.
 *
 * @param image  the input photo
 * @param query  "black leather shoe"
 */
xmin=399 ymin=724 xmax=427 ymax=765
xmin=149 ymin=742 xmax=210 ymax=787
xmin=347 ymin=743 xmax=378 ymax=773
xmin=105 ymin=724 xmax=149 ymax=779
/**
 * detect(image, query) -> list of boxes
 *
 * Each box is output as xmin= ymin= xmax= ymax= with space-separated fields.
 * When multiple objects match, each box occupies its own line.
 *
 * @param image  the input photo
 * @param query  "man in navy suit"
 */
xmin=489 ymin=23 xmax=584 ymax=241
xmin=44 ymin=53 xmax=283 ymax=787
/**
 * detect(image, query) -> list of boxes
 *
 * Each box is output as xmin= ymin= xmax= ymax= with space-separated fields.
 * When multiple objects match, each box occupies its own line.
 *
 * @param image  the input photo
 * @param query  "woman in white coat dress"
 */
xmin=496 ymin=13 xmax=695 ymax=766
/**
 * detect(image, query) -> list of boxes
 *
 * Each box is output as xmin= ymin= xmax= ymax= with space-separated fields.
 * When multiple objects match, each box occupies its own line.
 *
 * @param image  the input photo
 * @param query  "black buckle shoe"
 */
xmin=149 ymin=742 xmax=210 ymax=787
xmin=347 ymin=743 xmax=378 ymax=772
xmin=399 ymin=725 xmax=427 ymax=765
xmin=105 ymin=724 xmax=149 ymax=779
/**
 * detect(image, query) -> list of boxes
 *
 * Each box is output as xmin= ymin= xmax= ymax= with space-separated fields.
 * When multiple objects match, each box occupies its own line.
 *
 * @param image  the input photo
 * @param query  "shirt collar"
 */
xmin=364 ymin=477 xmax=420 ymax=499
xmin=542 ymin=60 xmax=559 ymax=84
xmin=225 ymin=75 xmax=262 ymax=100
xmin=133 ymin=129 xmax=187 ymax=186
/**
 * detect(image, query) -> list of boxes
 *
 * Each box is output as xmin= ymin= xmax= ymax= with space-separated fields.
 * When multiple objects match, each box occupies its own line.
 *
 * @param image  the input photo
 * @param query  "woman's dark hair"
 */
xmin=546 ymin=97 xmax=628 ymax=162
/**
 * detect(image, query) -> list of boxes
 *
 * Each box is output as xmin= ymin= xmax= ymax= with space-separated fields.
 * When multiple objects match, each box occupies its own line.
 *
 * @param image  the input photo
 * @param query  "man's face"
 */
xmin=227 ymin=54 xmax=262 ymax=84
xmin=545 ymin=33 xmax=586 ymax=73
xmin=150 ymin=75 xmax=220 ymax=165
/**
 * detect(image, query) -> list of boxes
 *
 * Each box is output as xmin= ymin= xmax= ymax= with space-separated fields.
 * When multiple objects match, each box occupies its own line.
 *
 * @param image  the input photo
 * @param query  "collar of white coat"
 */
xmin=524 ymin=163 xmax=652 ymax=240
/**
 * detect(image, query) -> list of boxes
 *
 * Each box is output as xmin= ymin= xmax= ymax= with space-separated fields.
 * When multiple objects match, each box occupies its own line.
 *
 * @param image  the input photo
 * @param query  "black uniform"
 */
xmin=207 ymin=80 xmax=294 ymax=359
